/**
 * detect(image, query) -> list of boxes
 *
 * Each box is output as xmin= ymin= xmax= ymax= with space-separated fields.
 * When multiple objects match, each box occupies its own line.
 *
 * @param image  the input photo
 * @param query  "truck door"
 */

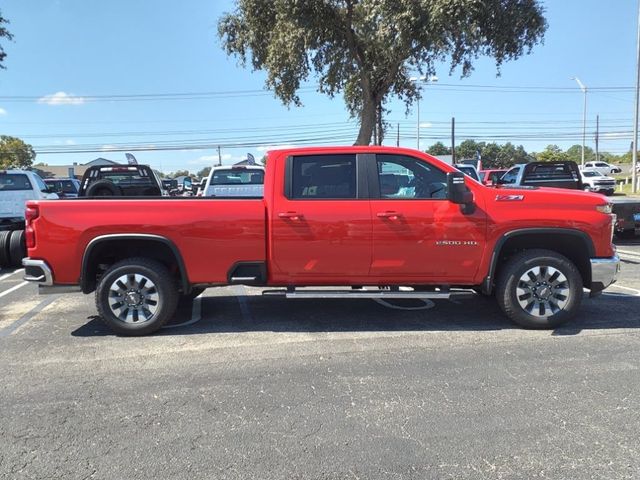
xmin=270 ymin=153 xmax=372 ymax=282
xmin=368 ymin=153 xmax=486 ymax=282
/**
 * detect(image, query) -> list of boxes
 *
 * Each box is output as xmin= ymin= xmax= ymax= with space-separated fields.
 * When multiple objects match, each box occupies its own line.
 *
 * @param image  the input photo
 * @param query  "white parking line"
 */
xmin=0 ymin=281 xmax=29 ymax=299
xmin=0 ymin=269 xmax=24 ymax=282
xmin=617 ymin=249 xmax=640 ymax=258
xmin=603 ymin=284 xmax=640 ymax=297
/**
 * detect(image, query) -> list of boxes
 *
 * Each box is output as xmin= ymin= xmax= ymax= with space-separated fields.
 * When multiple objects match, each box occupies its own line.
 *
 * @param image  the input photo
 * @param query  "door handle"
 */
xmin=278 ymin=211 xmax=303 ymax=220
xmin=376 ymin=211 xmax=400 ymax=220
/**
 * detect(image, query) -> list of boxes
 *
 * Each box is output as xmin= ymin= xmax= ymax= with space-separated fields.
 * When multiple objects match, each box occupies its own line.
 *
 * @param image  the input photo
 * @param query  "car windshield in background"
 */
xmin=100 ymin=171 xmax=154 ymax=187
xmin=211 ymin=169 xmax=264 ymax=185
xmin=583 ymin=171 xmax=602 ymax=177
xmin=0 ymin=173 xmax=32 ymax=191
xmin=45 ymin=180 xmax=77 ymax=193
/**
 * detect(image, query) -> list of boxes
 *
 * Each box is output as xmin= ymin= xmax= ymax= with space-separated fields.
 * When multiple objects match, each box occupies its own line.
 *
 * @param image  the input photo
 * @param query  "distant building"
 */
xmin=32 ymin=158 xmax=120 ymax=179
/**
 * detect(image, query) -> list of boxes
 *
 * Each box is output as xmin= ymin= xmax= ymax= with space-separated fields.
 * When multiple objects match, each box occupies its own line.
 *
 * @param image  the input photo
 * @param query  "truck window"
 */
xmin=376 ymin=154 xmax=447 ymax=199
xmin=291 ymin=155 xmax=356 ymax=199
xmin=212 ymin=169 xmax=264 ymax=185
xmin=0 ymin=173 xmax=33 ymax=191
xmin=500 ymin=168 xmax=519 ymax=184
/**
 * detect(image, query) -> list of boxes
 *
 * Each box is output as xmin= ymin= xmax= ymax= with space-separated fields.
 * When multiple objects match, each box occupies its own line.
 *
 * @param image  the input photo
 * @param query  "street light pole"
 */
xmin=571 ymin=77 xmax=587 ymax=168
xmin=410 ymin=75 xmax=438 ymax=150
xmin=632 ymin=0 xmax=640 ymax=193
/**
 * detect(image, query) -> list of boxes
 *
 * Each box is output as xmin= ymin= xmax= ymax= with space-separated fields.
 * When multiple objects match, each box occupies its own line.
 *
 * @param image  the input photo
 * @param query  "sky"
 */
xmin=0 ymin=0 xmax=639 ymax=174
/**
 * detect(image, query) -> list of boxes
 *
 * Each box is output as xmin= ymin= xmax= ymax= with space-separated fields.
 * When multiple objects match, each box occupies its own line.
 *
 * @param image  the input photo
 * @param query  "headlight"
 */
xmin=596 ymin=204 xmax=613 ymax=214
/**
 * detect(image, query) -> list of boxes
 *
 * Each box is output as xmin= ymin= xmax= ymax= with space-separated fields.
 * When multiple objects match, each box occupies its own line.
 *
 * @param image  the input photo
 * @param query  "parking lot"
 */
xmin=0 ymin=240 xmax=639 ymax=479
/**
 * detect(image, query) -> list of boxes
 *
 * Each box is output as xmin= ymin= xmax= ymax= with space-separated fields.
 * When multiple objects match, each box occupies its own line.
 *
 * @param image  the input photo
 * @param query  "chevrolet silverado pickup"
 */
xmin=22 ymin=146 xmax=619 ymax=335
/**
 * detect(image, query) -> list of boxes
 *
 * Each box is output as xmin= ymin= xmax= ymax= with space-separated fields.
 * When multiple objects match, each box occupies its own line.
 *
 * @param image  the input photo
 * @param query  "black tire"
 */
xmin=8 ymin=230 xmax=25 ymax=268
xmin=86 ymin=180 xmax=121 ymax=197
xmin=0 ymin=230 xmax=10 ymax=268
xmin=496 ymin=249 xmax=583 ymax=329
xmin=95 ymin=257 xmax=179 ymax=336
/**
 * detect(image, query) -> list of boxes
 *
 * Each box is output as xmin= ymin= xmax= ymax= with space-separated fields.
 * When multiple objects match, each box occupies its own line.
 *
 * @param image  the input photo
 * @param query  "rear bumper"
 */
xmin=22 ymin=258 xmax=53 ymax=285
xmin=590 ymin=255 xmax=620 ymax=295
xmin=22 ymin=258 xmax=82 ymax=294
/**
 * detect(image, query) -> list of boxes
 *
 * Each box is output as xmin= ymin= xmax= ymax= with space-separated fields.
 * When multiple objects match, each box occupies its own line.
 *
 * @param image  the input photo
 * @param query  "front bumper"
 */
xmin=590 ymin=255 xmax=620 ymax=296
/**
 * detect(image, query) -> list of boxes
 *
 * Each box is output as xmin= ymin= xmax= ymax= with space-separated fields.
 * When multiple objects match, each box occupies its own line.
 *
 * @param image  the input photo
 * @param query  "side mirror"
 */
xmin=446 ymin=171 xmax=475 ymax=214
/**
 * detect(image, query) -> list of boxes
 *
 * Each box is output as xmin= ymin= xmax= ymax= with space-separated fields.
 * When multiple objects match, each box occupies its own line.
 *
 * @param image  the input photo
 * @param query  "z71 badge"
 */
xmin=496 ymin=194 xmax=525 ymax=201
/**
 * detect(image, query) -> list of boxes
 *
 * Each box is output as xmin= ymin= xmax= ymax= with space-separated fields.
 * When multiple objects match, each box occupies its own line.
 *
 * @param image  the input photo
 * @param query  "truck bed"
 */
xmin=29 ymin=198 xmax=266 ymax=285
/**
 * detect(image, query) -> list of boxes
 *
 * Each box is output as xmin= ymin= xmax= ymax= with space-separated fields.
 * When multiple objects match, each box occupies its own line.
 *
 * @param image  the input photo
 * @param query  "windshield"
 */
xmin=0 ymin=173 xmax=33 ymax=191
xmin=583 ymin=171 xmax=601 ymax=177
xmin=211 ymin=169 xmax=264 ymax=185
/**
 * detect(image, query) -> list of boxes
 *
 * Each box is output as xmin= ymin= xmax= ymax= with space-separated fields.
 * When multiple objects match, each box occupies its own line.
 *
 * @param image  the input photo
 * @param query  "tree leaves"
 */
xmin=0 ymin=10 xmax=13 ymax=69
xmin=0 ymin=136 xmax=36 ymax=169
xmin=218 ymin=0 xmax=547 ymax=145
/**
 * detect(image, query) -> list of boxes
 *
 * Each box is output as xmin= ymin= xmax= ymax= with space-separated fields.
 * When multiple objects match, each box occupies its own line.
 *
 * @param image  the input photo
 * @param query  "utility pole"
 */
xmin=409 ymin=75 xmax=438 ymax=150
xmin=396 ymin=123 xmax=400 ymax=147
xmin=571 ymin=77 xmax=587 ymax=168
xmin=633 ymin=0 xmax=640 ymax=193
xmin=217 ymin=145 xmax=222 ymax=166
xmin=451 ymin=117 xmax=456 ymax=164
xmin=595 ymin=114 xmax=599 ymax=162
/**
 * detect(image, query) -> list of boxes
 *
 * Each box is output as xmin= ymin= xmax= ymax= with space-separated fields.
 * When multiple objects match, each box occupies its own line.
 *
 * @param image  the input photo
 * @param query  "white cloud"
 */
xmin=188 ymin=153 xmax=234 ymax=165
xmin=419 ymin=122 xmax=432 ymax=128
xmin=0 ymin=107 xmax=7 ymax=116
xmin=65 ymin=139 xmax=76 ymax=145
xmin=256 ymin=144 xmax=296 ymax=152
xmin=101 ymin=144 xmax=118 ymax=151
xmin=37 ymin=91 xmax=86 ymax=106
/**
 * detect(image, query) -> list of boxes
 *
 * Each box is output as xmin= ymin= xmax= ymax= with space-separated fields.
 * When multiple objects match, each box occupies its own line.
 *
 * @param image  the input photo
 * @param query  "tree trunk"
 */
xmin=354 ymin=94 xmax=376 ymax=145
xmin=376 ymin=102 xmax=384 ymax=145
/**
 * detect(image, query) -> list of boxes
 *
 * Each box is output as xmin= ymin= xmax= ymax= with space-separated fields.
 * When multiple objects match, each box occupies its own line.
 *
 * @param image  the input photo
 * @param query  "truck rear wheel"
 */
xmin=95 ymin=257 xmax=179 ymax=336
xmin=0 ymin=230 xmax=11 ymax=268
xmin=496 ymin=249 xmax=582 ymax=329
xmin=8 ymin=230 xmax=25 ymax=268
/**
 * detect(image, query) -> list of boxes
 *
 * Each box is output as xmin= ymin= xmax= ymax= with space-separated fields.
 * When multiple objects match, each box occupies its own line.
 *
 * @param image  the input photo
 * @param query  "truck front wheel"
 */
xmin=496 ymin=249 xmax=583 ymax=329
xmin=96 ymin=257 xmax=179 ymax=336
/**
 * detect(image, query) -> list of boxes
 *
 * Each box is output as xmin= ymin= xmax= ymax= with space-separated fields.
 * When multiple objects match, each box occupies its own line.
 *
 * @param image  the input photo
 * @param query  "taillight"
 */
xmin=25 ymin=204 xmax=39 ymax=249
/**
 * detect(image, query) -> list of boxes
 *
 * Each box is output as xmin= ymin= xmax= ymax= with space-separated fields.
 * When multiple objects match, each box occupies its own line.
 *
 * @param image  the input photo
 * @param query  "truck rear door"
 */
xmin=269 ymin=153 xmax=372 ymax=282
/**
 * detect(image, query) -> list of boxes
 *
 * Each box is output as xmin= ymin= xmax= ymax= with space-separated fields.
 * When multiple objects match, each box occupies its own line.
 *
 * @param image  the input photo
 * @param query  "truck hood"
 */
xmin=490 ymin=185 xmax=610 ymax=207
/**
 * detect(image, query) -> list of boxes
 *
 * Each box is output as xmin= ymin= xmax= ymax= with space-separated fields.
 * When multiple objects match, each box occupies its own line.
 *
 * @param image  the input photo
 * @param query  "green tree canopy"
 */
xmin=170 ymin=170 xmax=191 ymax=178
xmin=197 ymin=167 xmax=212 ymax=179
xmin=534 ymin=145 xmax=569 ymax=163
xmin=0 ymin=135 xmax=36 ymax=169
xmin=426 ymin=141 xmax=451 ymax=156
xmin=218 ymin=0 xmax=547 ymax=145
xmin=565 ymin=144 xmax=595 ymax=164
xmin=0 ymin=10 xmax=12 ymax=69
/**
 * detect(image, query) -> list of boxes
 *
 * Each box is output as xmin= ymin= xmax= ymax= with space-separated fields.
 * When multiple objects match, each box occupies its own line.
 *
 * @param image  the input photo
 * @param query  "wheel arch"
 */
xmin=483 ymin=228 xmax=594 ymax=294
xmin=81 ymin=234 xmax=189 ymax=294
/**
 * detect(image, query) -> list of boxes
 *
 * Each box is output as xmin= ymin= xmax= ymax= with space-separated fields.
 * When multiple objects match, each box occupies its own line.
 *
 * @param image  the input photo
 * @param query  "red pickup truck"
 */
xmin=22 ymin=146 xmax=619 ymax=335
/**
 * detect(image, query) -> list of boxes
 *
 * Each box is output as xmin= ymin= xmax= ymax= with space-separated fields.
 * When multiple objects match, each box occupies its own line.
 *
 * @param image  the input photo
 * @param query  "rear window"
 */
xmin=524 ymin=163 xmax=579 ymax=182
xmin=45 ymin=179 xmax=78 ymax=193
xmin=99 ymin=171 xmax=154 ymax=187
xmin=211 ymin=169 xmax=264 ymax=185
xmin=290 ymin=155 xmax=357 ymax=199
xmin=0 ymin=173 xmax=33 ymax=191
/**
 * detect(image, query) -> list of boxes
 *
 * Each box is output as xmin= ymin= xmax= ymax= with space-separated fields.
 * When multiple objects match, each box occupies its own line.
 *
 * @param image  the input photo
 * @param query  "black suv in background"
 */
xmin=78 ymin=165 xmax=166 ymax=197
xmin=43 ymin=178 xmax=81 ymax=198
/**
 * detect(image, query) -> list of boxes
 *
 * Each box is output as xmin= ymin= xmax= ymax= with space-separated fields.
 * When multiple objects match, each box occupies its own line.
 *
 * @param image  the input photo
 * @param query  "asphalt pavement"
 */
xmin=1 ymin=239 xmax=640 ymax=479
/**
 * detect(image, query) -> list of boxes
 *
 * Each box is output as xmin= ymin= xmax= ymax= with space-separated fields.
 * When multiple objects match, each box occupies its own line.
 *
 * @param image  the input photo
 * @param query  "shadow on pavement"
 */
xmin=71 ymin=291 xmax=640 ymax=337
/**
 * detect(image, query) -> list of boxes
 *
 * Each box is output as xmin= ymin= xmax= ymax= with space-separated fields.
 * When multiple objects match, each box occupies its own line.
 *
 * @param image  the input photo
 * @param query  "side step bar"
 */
xmin=262 ymin=288 xmax=456 ymax=300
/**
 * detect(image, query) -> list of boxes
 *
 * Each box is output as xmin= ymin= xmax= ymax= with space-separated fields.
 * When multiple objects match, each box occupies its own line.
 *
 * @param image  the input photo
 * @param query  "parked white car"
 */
xmin=203 ymin=165 xmax=265 ymax=197
xmin=582 ymin=161 xmax=622 ymax=176
xmin=581 ymin=169 xmax=616 ymax=196
xmin=1 ymin=170 xmax=58 ymax=225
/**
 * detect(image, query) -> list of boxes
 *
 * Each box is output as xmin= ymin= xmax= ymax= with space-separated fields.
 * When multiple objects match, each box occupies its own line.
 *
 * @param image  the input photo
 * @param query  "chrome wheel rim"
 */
xmin=516 ymin=266 xmax=570 ymax=318
xmin=108 ymin=273 xmax=159 ymax=323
